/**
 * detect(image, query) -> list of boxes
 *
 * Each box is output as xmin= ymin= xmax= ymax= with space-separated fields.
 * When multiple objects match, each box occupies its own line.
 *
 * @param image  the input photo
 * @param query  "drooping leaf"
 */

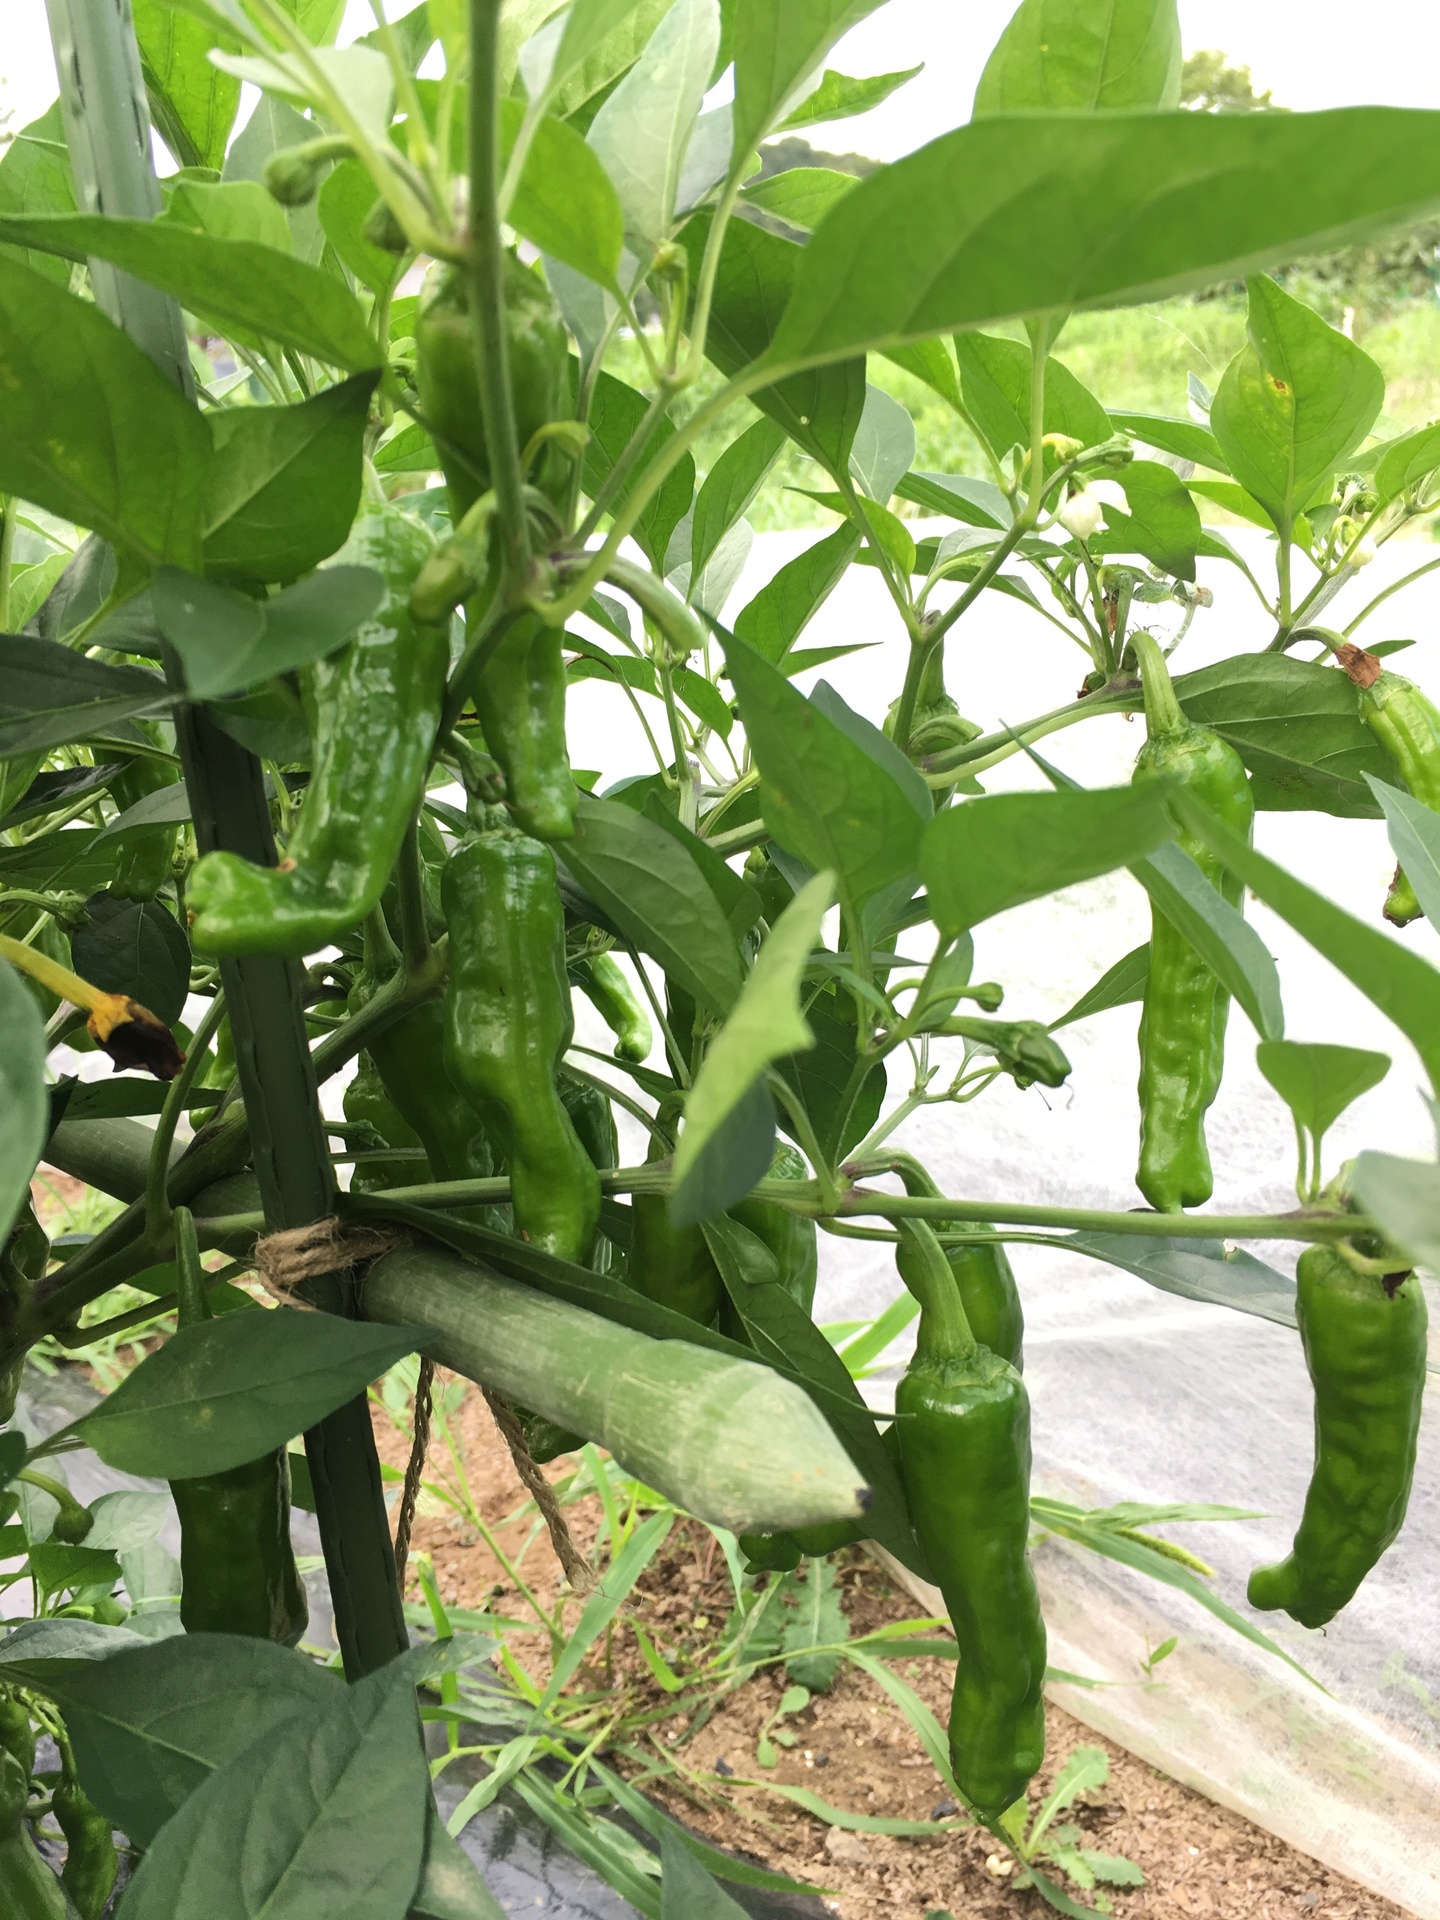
xmin=896 ymin=469 xmax=1012 ymax=530
xmin=0 ymin=638 xmax=171 ymax=761
xmin=1065 ymin=1232 xmax=1297 ymax=1328
xmin=69 ymin=1311 xmax=425 ymax=1479
xmin=691 ymin=418 xmax=786 ymax=583
xmin=71 ymin=894 xmax=191 ymax=1026
xmin=954 ymin=332 xmax=1113 ymax=465
xmin=1109 ymin=409 xmax=1230 ymax=473
xmin=1132 ymin=841 xmax=1285 ymax=1042
xmin=1090 ymin=459 xmax=1201 ymax=579
xmin=0 ymin=958 xmax=46 ymax=1241
xmin=973 ymin=0 xmax=1182 ymax=114
xmin=848 ymin=385 xmax=915 ymax=505
xmin=152 ymin=565 xmax=383 ymax=700
xmin=583 ymin=369 xmax=695 ymax=568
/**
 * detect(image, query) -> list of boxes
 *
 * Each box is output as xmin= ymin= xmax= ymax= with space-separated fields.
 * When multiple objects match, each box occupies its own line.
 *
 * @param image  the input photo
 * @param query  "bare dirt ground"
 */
xmin=373 ymin=1374 xmax=1408 ymax=1920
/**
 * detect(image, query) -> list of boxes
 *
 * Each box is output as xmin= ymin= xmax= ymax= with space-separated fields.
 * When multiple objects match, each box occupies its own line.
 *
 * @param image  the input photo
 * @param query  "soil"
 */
xmin=371 ymin=1373 xmax=1408 ymax=1920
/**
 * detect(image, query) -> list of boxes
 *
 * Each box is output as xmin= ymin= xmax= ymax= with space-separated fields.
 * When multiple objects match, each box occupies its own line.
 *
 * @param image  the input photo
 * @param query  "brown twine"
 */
xmin=481 ymin=1387 xmax=596 ymax=1594
xmin=252 ymin=1216 xmax=402 ymax=1309
xmin=393 ymin=1356 xmax=435 ymax=1601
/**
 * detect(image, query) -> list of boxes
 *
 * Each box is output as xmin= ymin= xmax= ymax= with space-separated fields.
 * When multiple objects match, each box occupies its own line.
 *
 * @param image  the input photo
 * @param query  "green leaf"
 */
xmin=373 ymin=422 xmax=438 ymax=475
xmin=661 ymin=1824 xmax=748 ymax=1918
xmin=1256 ymin=1040 xmax=1390 ymax=1149
xmin=1091 ymin=459 xmax=1201 ymax=579
xmin=742 ymin=166 xmax=858 ymax=231
xmin=152 ymin=564 xmax=384 ymax=700
xmin=778 ymin=65 xmax=922 ymax=131
xmin=641 ymin=794 xmax=761 ymax=938
xmin=726 ymin=638 xmax=926 ymax=915
xmin=163 ymin=177 xmax=293 ymax=253
xmin=667 ymin=1075 xmax=778 ymax=1226
xmin=1051 ymin=943 xmax=1148 ymax=1030
xmin=849 ymin=384 xmax=915 ymax=505
xmin=552 ymin=0 xmax=674 ymax=121
xmin=1350 ymin=1151 xmax=1440 ymax=1272
xmin=19 ymin=1633 xmax=339 ymax=1846
xmin=781 ymin=1555 xmax=848 ymax=1690
xmin=26 ymin=1541 xmax=122 ymax=1598
xmin=776 ymin=984 xmax=884 ymax=1163
xmin=954 ymin=332 xmax=1113 ymax=466
xmin=71 ymin=894 xmax=191 ymax=1026
xmin=69 ymin=1310 xmax=425 ymax=1479
xmin=974 ymin=0 xmax=1181 ymax=113
xmin=767 ymin=109 xmax=1440 ymax=369
xmin=502 ymin=98 xmax=625 ymax=290
xmin=410 ymin=1803 xmax=506 ymax=1920
xmin=547 ymin=0 xmax=652 ymax=95
xmin=586 ymin=0 xmax=718 ymax=246
xmin=222 ymin=93 xmax=328 ymax=264
xmin=317 ymin=159 xmax=402 ymax=294
xmin=730 ymin=0 xmax=886 ymax=162
xmin=1185 ymin=477 xmax=1278 ymax=533
xmin=896 ymin=470 xmax=1011 ymax=530
xmin=1210 ymin=275 xmax=1384 ymax=533
xmin=692 ymin=418 xmax=786 ymax=583
xmin=0 ymin=215 xmax=382 ymax=373
xmin=673 ymin=871 xmax=834 ymax=1196
xmin=212 ymin=44 xmax=394 ymax=145
xmin=1109 ymin=409 xmax=1230 ymax=473
xmin=683 ymin=211 xmax=865 ymax=477
xmin=1367 ymin=773 xmax=1440 ymax=925
xmin=921 ymin=785 xmax=1173 ymax=935
xmin=1374 ymin=421 xmax=1440 ymax=505
xmin=118 ymin=1646 xmax=430 ymax=1920
xmin=0 ymin=638 xmax=171 ymax=762
xmin=559 ymin=795 xmax=745 ymax=1014
xmin=204 ymin=374 xmax=377 ymax=584
xmin=1174 ymin=654 xmax=1391 ymax=818
xmin=731 ymin=523 xmax=861 ymax=663
xmin=1132 ymin=841 xmax=1285 ymax=1042
xmin=0 ymin=959 xmax=45 ymax=1243
xmin=1170 ymin=787 xmax=1440 ymax=1093
xmin=583 ymin=369 xmax=695 ymax=569
xmin=0 ymin=104 xmax=77 ymax=284
xmin=0 ymin=259 xmax=211 ymax=568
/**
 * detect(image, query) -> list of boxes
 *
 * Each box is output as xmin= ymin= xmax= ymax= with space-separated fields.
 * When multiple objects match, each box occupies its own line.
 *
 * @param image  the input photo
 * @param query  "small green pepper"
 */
xmin=1338 ymin=643 xmax=1440 ymax=927
xmin=729 ymin=1144 xmax=818 ymax=1318
xmin=628 ymin=1118 xmax=722 ymax=1325
xmin=187 ymin=506 xmax=448 ymax=957
xmin=1130 ymin=632 xmax=1254 ymax=1211
xmin=344 ymin=1052 xmax=426 ymax=1193
xmin=0 ymin=1689 xmax=34 ymax=1778
xmin=0 ymin=1749 xmax=68 ymax=1918
xmin=1248 ymin=1243 xmax=1427 ymax=1629
xmin=54 ymin=1770 xmax=116 ymax=1920
xmin=572 ymin=952 xmax=653 ymax=1062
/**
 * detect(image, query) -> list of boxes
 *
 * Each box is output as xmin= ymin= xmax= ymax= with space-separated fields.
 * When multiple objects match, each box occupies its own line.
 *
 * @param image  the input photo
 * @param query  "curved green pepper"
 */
xmin=0 ymin=1749 xmax=68 ymax=1918
xmin=187 ymin=507 xmax=448 ymax=957
xmin=470 ymin=613 xmax=578 ymax=845
xmin=1131 ymin=633 xmax=1254 ymax=1212
xmin=168 ymin=1209 xmax=308 ymax=1645
xmin=441 ymin=823 xmax=598 ymax=1263
xmin=729 ymin=1144 xmax=818 ymax=1318
xmin=572 ymin=952 xmax=652 ymax=1062
xmin=54 ymin=1771 xmax=116 ymax=1920
xmin=1248 ymin=1243 xmax=1427 ymax=1629
xmin=1338 ymin=643 xmax=1440 ymax=927
xmin=344 ymin=1052 xmax=426 ymax=1193
xmin=108 ymin=744 xmax=182 ymax=902
xmin=893 ymin=1221 xmax=1046 ymax=1816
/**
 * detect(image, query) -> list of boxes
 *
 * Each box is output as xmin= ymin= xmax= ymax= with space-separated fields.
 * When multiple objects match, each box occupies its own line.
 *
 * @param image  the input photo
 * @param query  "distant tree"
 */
xmin=1181 ymin=49 xmax=1275 ymax=112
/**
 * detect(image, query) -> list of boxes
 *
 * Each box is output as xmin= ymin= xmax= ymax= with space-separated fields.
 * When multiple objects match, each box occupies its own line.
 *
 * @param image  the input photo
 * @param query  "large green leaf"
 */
xmin=502 ymin=98 xmax=625 ymax=291
xmin=152 ymin=565 xmax=384 ymax=700
xmin=1172 ymin=788 xmax=1440 ymax=1093
xmin=71 ymin=894 xmax=191 ymax=1026
xmin=0 ymin=103 xmax=77 ymax=284
xmin=0 ymin=958 xmax=46 ymax=1242
xmin=204 ymin=374 xmax=376 ymax=584
xmin=921 ymin=785 xmax=1173 ymax=935
xmin=974 ymin=0 xmax=1181 ymax=113
xmin=0 ymin=639 xmax=171 ymax=761
xmin=1090 ymin=459 xmax=1201 ymax=579
xmin=0 ymin=214 xmax=382 ymax=372
xmin=1209 ymin=275 xmax=1384 ymax=533
xmin=586 ymin=0 xmax=718 ymax=246
xmin=767 ymin=108 xmax=1440 ymax=368
xmin=136 ymin=0 xmax=241 ymax=169
xmin=731 ymin=523 xmax=861 ymax=663
xmin=68 ymin=1311 xmax=424 ymax=1479
xmin=725 ymin=638 xmax=927 ymax=916
xmin=954 ymin=332 xmax=1114 ymax=465
xmin=0 ymin=260 xmax=210 ymax=568
xmin=729 ymin=0 xmax=886 ymax=162
xmin=1174 ymin=653 xmax=1390 ymax=817
xmin=558 ymin=795 xmax=745 ymax=1015
xmin=118 ymin=1649 xmax=430 ymax=1920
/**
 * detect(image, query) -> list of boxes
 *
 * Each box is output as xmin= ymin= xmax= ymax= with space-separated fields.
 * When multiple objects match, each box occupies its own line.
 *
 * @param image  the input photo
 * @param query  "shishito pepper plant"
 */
xmin=1 ymin=0 xmax=1440 ymax=1909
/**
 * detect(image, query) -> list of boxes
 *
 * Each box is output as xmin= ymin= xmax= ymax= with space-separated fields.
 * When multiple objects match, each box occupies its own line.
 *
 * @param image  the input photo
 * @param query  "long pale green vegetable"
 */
xmin=362 ymin=1246 xmax=870 ymax=1533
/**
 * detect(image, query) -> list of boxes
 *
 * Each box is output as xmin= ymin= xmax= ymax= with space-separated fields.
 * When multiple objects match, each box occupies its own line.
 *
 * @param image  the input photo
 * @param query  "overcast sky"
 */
xmin=4 ymin=0 xmax=1439 ymax=159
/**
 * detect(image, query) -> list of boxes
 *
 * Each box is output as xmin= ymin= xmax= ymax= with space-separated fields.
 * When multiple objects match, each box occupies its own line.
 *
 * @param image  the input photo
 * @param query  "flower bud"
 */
xmin=1058 ymin=490 xmax=1104 ymax=540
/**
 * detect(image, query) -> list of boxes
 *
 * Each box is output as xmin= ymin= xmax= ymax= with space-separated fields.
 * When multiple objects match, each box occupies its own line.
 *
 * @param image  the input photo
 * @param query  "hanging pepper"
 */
xmin=730 ymin=1144 xmax=819 ymax=1318
xmin=893 ymin=1220 xmax=1046 ymax=1816
xmin=1248 ymin=1242 xmax=1427 ymax=1629
xmin=344 ymin=1052 xmax=426 ymax=1193
xmin=628 ymin=1112 xmax=722 ymax=1324
xmin=107 ymin=742 xmax=182 ymax=902
xmin=1130 ymin=632 xmax=1254 ymax=1212
xmin=1337 ymin=643 xmax=1440 ymax=927
xmin=187 ymin=506 xmax=448 ymax=957
xmin=54 ymin=1767 xmax=116 ymax=1920
xmin=441 ymin=819 xmax=599 ymax=1263
xmin=167 ymin=1208 xmax=308 ymax=1645
xmin=0 ymin=1749 xmax=68 ymax=1918
xmin=572 ymin=951 xmax=653 ymax=1062
xmin=890 ymin=1156 xmax=1023 ymax=1369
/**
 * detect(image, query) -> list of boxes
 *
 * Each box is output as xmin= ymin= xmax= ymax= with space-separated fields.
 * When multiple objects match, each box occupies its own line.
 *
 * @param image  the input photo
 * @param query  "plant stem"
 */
xmin=894 ymin=1219 xmax=975 ymax=1364
xmin=145 ymin=990 xmax=228 ymax=1244
xmin=1130 ymin=631 xmax=1184 ymax=738
xmin=1343 ymin=551 xmax=1440 ymax=638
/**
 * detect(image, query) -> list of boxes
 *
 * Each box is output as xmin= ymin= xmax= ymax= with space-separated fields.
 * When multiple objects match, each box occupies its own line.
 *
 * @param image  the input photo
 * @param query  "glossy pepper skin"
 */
xmin=54 ymin=1772 xmax=116 ymax=1920
xmin=1338 ymin=643 xmax=1440 ymax=927
xmin=187 ymin=507 xmax=448 ymax=957
xmin=168 ymin=1209 xmax=308 ymax=1645
xmin=893 ymin=1221 xmax=1045 ymax=1817
xmin=730 ymin=1144 xmax=818 ymax=1318
xmin=573 ymin=951 xmax=653 ymax=1062
xmin=629 ymin=1122 xmax=723 ymax=1325
xmin=1248 ymin=1244 xmax=1427 ymax=1629
xmin=442 ymin=824 xmax=599 ymax=1263
xmin=472 ymin=613 xmax=579 ymax=844
xmin=0 ymin=1749 xmax=68 ymax=1918
xmin=108 ymin=746 xmax=181 ymax=901
xmin=1131 ymin=633 xmax=1254 ymax=1212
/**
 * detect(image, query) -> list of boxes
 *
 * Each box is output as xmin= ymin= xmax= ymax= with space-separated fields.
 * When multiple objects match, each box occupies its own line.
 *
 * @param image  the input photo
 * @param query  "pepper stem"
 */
xmin=173 ymin=1207 xmax=210 ymax=1330
xmin=895 ymin=1219 xmax=976 ymax=1364
xmin=1131 ymin=630 xmax=1186 ymax=740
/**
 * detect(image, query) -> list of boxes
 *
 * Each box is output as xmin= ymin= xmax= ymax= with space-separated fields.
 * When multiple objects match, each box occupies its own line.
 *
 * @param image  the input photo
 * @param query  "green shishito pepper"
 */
xmin=1248 ymin=1243 xmax=1428 ymax=1629
xmin=54 ymin=1768 xmax=117 ymax=1920
xmin=416 ymin=256 xmax=578 ymax=843
xmin=893 ymin=1220 xmax=1046 ymax=1817
xmin=891 ymin=1156 xmax=1023 ymax=1369
xmin=441 ymin=820 xmax=598 ymax=1264
xmin=628 ymin=1114 xmax=723 ymax=1325
xmin=187 ymin=506 xmax=447 ymax=957
xmin=168 ymin=1208 xmax=308 ymax=1644
xmin=1338 ymin=642 xmax=1440 ymax=927
xmin=1130 ymin=632 xmax=1254 ymax=1212
xmin=0 ymin=1749 xmax=68 ymax=1917
xmin=730 ymin=1143 xmax=819 ymax=1318
xmin=572 ymin=951 xmax=653 ymax=1062
xmin=108 ymin=741 xmax=182 ymax=902
xmin=344 ymin=1051 xmax=426 ymax=1193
